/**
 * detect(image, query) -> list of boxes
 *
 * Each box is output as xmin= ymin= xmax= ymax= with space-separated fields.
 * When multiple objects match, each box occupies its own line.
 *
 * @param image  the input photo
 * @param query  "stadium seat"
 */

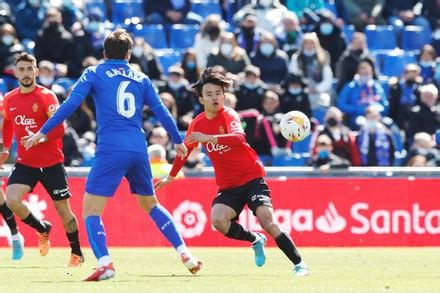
xmin=291 ymin=135 xmax=311 ymax=154
xmin=191 ymin=0 xmax=222 ymax=19
xmin=324 ymin=0 xmax=338 ymax=17
xmin=169 ymin=25 xmax=199 ymax=49
xmin=84 ymin=0 xmax=108 ymax=20
xmin=156 ymin=49 xmax=182 ymax=75
xmin=132 ymin=25 xmax=168 ymax=49
xmin=111 ymin=0 xmax=145 ymax=25
xmin=342 ymin=25 xmax=355 ymax=44
xmin=382 ymin=51 xmax=416 ymax=77
xmin=401 ymin=26 xmax=431 ymax=51
xmin=364 ymin=25 xmax=397 ymax=50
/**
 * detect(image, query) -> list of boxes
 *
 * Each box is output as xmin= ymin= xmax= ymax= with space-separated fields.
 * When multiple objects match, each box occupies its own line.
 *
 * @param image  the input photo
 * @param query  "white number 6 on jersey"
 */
xmin=117 ymin=81 xmax=135 ymax=118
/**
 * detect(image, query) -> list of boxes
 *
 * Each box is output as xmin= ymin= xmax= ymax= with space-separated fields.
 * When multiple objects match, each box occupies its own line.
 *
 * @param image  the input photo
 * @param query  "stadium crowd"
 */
xmin=0 ymin=0 xmax=439 ymax=169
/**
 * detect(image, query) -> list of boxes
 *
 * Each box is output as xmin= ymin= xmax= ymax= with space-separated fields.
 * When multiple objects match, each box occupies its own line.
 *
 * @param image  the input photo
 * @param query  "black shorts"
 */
xmin=8 ymin=163 xmax=71 ymax=201
xmin=212 ymin=178 xmax=272 ymax=221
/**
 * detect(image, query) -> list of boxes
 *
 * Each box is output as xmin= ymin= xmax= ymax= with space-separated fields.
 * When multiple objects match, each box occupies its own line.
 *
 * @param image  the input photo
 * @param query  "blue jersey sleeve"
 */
xmin=144 ymin=78 xmax=183 ymax=144
xmin=41 ymin=68 xmax=93 ymax=134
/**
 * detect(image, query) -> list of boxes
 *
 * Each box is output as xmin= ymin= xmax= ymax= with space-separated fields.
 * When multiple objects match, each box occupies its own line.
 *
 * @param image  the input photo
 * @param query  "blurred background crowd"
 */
xmin=0 ymin=0 xmax=439 ymax=173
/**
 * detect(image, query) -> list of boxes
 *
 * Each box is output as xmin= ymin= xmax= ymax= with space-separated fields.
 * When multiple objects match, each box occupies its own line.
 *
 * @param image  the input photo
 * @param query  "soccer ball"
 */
xmin=279 ymin=111 xmax=311 ymax=142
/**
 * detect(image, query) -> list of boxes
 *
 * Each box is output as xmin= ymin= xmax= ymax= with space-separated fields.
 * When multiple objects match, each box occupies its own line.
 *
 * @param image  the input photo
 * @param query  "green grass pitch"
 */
xmin=0 ymin=247 xmax=439 ymax=292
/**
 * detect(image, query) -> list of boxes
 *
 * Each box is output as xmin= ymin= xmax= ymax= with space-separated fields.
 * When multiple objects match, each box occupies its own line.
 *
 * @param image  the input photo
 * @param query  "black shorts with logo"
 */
xmin=8 ymin=163 xmax=71 ymax=201
xmin=212 ymin=178 xmax=273 ymax=220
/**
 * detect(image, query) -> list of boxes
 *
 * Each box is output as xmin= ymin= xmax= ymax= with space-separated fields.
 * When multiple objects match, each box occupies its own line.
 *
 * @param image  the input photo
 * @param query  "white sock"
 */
xmin=11 ymin=234 xmax=20 ymax=241
xmin=98 ymin=255 xmax=112 ymax=267
xmin=252 ymin=233 xmax=261 ymax=245
xmin=176 ymin=244 xmax=190 ymax=257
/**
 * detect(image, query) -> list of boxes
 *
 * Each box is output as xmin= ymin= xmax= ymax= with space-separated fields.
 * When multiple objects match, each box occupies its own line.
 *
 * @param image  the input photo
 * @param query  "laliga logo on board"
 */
xmin=173 ymin=200 xmax=207 ymax=239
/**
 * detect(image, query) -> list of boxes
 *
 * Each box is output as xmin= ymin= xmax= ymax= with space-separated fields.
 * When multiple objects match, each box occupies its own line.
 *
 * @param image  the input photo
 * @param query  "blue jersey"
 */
xmin=41 ymin=59 xmax=182 ymax=154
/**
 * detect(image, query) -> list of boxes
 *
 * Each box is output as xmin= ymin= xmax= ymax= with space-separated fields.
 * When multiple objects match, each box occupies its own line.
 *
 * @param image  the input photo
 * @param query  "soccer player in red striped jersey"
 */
xmin=0 ymin=53 xmax=84 ymax=267
xmin=155 ymin=68 xmax=310 ymax=276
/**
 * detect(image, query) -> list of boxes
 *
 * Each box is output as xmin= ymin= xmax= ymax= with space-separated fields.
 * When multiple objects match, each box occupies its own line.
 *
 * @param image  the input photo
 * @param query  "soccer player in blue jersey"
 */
xmin=24 ymin=29 xmax=202 ymax=281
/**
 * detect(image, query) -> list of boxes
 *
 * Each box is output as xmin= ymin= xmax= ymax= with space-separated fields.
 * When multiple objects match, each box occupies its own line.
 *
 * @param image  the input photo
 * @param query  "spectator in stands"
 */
xmin=234 ymin=10 xmax=265 ymax=55
xmin=15 ymin=0 xmax=47 ymax=41
xmin=289 ymin=32 xmax=333 ymax=123
xmin=338 ymin=59 xmax=388 ymax=129
xmin=69 ymin=21 xmax=95 ymax=78
xmin=84 ymin=8 xmax=109 ymax=60
xmin=0 ymin=2 xmax=13 ymax=26
xmin=314 ymin=10 xmax=346 ymax=72
xmin=250 ymin=32 xmax=289 ymax=85
xmin=283 ymin=0 xmax=325 ymax=23
xmin=418 ymin=45 xmax=437 ymax=85
xmin=421 ymin=0 xmax=440 ymax=32
xmin=0 ymin=24 xmax=24 ymax=76
xmin=183 ymin=146 xmax=206 ymax=171
xmin=233 ymin=0 xmax=288 ymax=34
xmin=145 ymin=0 xmax=203 ymax=25
xmin=158 ymin=66 xmax=197 ymax=130
xmin=193 ymin=14 xmax=225 ymax=68
xmin=343 ymin=0 xmax=386 ymax=31
xmin=37 ymin=60 xmax=57 ymax=89
xmin=389 ymin=63 xmax=423 ymax=132
xmin=280 ymin=72 xmax=312 ymax=117
xmin=408 ymin=83 xmax=440 ymax=138
xmin=406 ymin=154 xmax=428 ymax=167
xmin=180 ymin=48 xmax=201 ymax=85
xmin=143 ymin=92 xmax=179 ymax=133
xmin=62 ymin=122 xmax=83 ymax=167
xmin=68 ymin=100 xmax=96 ymax=138
xmin=357 ymin=105 xmax=395 ymax=166
xmin=59 ymin=0 xmax=83 ymax=30
xmin=148 ymin=126 xmax=176 ymax=163
xmin=308 ymin=134 xmax=351 ymax=170
xmin=336 ymin=32 xmax=374 ymax=93
xmin=403 ymin=132 xmax=439 ymax=166
xmin=34 ymin=8 xmax=74 ymax=67
xmin=207 ymin=32 xmax=251 ymax=75
xmin=148 ymin=144 xmax=184 ymax=179
xmin=129 ymin=37 xmax=163 ymax=81
xmin=235 ymin=65 xmax=267 ymax=112
xmin=275 ymin=11 xmax=303 ymax=58
xmin=314 ymin=106 xmax=361 ymax=166
xmin=383 ymin=0 xmax=431 ymax=36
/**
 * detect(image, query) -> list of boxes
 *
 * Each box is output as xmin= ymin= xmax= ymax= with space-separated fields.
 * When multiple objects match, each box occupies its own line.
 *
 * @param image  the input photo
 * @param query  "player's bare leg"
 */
xmin=0 ymin=186 xmax=24 ymax=260
xmin=211 ymin=204 xmax=266 ymax=266
xmin=53 ymin=199 xmax=84 ymax=267
xmin=137 ymin=195 xmax=202 ymax=275
xmin=6 ymin=184 xmax=51 ymax=256
xmin=256 ymin=206 xmax=309 ymax=276
xmin=82 ymin=193 xmax=114 ymax=281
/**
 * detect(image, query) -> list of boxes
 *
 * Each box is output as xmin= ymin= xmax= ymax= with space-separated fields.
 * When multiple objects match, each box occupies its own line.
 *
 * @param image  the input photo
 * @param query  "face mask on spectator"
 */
xmin=260 ymin=43 xmax=274 ymax=56
xmin=39 ymin=76 xmax=54 ymax=86
xmin=318 ymin=150 xmax=329 ymax=159
xmin=288 ymin=86 xmax=302 ymax=95
xmin=28 ymin=0 xmax=40 ymax=7
xmin=86 ymin=21 xmax=100 ymax=33
xmin=243 ymin=81 xmax=258 ymax=90
xmin=352 ymin=48 xmax=363 ymax=55
xmin=359 ymin=74 xmax=371 ymax=84
xmin=168 ymin=80 xmax=184 ymax=90
xmin=259 ymin=0 xmax=273 ymax=8
xmin=220 ymin=43 xmax=233 ymax=57
xmin=326 ymin=117 xmax=338 ymax=127
xmin=241 ymin=26 xmax=255 ymax=36
xmin=366 ymin=120 xmax=378 ymax=129
xmin=419 ymin=60 xmax=433 ymax=68
xmin=186 ymin=61 xmax=196 ymax=69
xmin=319 ymin=23 xmax=334 ymax=35
xmin=303 ymin=49 xmax=316 ymax=57
xmin=132 ymin=46 xmax=143 ymax=57
xmin=2 ymin=35 xmax=14 ymax=46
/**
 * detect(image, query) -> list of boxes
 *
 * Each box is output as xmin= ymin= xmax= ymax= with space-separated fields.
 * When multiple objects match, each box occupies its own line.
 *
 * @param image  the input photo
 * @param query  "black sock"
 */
xmin=0 ymin=203 xmax=18 ymax=235
xmin=66 ymin=230 xmax=82 ymax=256
xmin=275 ymin=233 xmax=302 ymax=265
xmin=225 ymin=221 xmax=257 ymax=243
xmin=22 ymin=213 xmax=47 ymax=233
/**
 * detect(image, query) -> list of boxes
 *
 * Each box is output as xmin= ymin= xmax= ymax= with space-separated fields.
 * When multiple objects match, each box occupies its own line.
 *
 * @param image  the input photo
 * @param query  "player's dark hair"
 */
xmin=104 ymin=29 xmax=133 ymax=60
xmin=191 ymin=67 xmax=232 ymax=97
xmin=15 ymin=52 xmax=37 ymax=67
